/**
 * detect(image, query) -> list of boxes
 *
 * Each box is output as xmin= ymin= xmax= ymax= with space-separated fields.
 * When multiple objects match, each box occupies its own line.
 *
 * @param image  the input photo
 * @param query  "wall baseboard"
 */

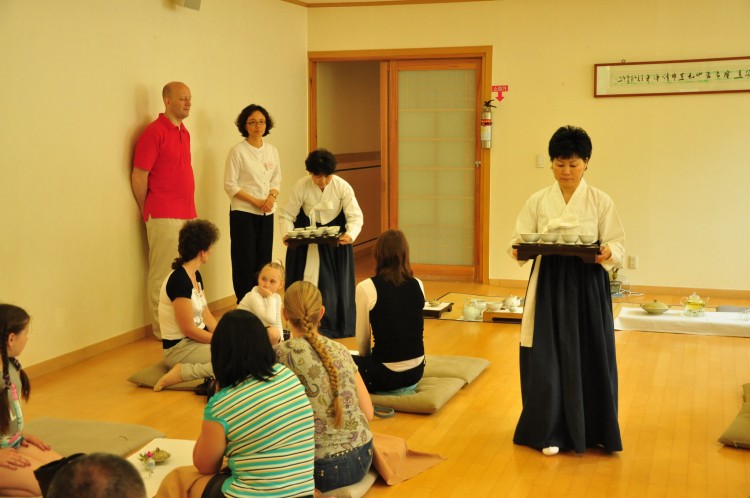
xmin=26 ymin=297 xmax=239 ymax=380
xmin=25 ymin=326 xmax=150 ymax=380
xmin=25 ymin=282 xmax=750 ymax=379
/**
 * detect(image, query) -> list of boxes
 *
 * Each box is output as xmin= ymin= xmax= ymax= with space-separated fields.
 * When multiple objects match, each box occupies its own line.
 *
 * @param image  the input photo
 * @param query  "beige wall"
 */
xmin=0 ymin=0 xmax=308 ymax=366
xmin=309 ymin=0 xmax=750 ymax=292
xmin=2 ymin=0 xmax=749 ymax=367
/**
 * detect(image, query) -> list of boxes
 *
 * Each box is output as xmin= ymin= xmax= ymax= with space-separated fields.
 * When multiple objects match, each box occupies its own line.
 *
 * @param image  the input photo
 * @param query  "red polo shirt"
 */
xmin=134 ymin=113 xmax=197 ymax=222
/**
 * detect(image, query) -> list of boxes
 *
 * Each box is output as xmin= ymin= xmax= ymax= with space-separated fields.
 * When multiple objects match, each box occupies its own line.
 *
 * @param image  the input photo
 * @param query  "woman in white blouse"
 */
xmin=279 ymin=149 xmax=363 ymax=338
xmin=224 ymin=104 xmax=281 ymax=303
xmin=509 ymin=125 xmax=625 ymax=456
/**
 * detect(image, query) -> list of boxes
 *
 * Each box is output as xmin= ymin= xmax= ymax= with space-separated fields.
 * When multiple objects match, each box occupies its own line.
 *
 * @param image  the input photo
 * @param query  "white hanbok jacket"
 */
xmin=508 ymin=179 xmax=625 ymax=347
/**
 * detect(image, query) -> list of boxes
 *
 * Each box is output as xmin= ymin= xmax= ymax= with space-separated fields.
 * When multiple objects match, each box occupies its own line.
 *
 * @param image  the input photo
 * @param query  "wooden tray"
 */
xmin=423 ymin=302 xmax=453 ymax=318
xmin=483 ymin=308 xmax=523 ymax=323
xmin=287 ymin=234 xmax=341 ymax=249
xmin=513 ymin=243 xmax=600 ymax=264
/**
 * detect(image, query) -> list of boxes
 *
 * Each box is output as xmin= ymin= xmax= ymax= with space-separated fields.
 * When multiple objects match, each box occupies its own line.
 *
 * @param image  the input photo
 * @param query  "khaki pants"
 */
xmin=146 ymin=217 xmax=186 ymax=339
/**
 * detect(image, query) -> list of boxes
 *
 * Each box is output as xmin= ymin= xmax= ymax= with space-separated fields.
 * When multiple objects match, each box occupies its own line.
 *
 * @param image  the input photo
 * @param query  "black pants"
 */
xmin=229 ymin=210 xmax=274 ymax=302
xmin=353 ymin=356 xmax=425 ymax=393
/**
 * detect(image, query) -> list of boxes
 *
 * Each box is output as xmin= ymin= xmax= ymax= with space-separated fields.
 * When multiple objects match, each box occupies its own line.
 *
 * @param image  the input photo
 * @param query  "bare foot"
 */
xmin=154 ymin=363 xmax=183 ymax=392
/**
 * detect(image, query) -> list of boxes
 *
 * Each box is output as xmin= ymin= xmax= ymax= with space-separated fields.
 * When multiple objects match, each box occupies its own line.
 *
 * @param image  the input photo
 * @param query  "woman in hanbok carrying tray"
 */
xmin=508 ymin=125 xmax=625 ymax=456
xmin=279 ymin=149 xmax=364 ymax=338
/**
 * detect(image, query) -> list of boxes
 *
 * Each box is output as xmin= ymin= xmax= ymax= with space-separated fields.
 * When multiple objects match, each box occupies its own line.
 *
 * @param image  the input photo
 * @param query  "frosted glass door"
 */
xmin=395 ymin=63 xmax=478 ymax=266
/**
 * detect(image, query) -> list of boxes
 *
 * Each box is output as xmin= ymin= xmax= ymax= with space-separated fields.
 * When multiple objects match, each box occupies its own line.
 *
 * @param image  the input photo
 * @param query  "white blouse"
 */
xmin=224 ymin=141 xmax=281 ymax=215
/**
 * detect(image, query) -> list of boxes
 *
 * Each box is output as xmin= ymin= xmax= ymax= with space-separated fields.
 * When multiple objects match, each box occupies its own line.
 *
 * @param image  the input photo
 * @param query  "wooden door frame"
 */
xmin=308 ymin=46 xmax=492 ymax=283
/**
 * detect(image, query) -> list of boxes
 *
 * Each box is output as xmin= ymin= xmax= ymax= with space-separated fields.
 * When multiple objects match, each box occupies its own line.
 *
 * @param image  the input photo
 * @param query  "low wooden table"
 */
xmin=482 ymin=308 xmax=523 ymax=323
xmin=423 ymin=301 xmax=453 ymax=318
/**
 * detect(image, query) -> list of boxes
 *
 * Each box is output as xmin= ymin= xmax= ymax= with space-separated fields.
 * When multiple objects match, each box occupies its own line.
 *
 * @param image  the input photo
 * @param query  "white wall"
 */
xmin=308 ymin=0 xmax=750 ymax=291
xmin=0 ymin=0 xmax=308 ymax=366
xmin=2 ymin=0 xmax=749 ymax=367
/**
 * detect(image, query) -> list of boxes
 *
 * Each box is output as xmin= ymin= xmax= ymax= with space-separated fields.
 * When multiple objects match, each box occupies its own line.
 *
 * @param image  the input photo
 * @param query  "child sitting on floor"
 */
xmin=237 ymin=261 xmax=285 ymax=344
xmin=0 ymin=304 xmax=63 ymax=497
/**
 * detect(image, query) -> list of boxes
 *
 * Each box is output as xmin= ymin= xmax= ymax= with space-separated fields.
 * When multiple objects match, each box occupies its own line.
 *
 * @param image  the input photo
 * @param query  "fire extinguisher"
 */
xmin=480 ymin=100 xmax=496 ymax=149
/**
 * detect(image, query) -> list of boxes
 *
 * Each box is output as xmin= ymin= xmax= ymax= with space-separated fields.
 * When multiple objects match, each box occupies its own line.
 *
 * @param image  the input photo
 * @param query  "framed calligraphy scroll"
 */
xmin=594 ymin=56 xmax=750 ymax=97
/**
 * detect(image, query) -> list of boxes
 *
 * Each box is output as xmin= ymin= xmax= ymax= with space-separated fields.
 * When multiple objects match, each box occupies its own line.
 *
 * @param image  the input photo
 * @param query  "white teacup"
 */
xmin=486 ymin=302 xmax=502 ymax=312
xmin=561 ymin=234 xmax=579 ymax=244
xmin=579 ymin=234 xmax=596 ymax=244
xmin=540 ymin=233 xmax=559 ymax=243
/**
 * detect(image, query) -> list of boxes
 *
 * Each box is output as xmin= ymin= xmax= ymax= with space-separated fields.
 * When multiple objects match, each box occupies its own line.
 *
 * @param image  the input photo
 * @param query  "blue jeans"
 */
xmin=314 ymin=439 xmax=373 ymax=492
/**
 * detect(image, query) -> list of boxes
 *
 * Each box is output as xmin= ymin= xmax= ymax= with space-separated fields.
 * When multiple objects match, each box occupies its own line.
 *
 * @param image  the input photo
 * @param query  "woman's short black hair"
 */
xmin=211 ymin=310 xmax=276 ymax=388
xmin=548 ymin=125 xmax=592 ymax=161
xmin=305 ymin=148 xmax=337 ymax=176
xmin=235 ymin=104 xmax=274 ymax=138
xmin=172 ymin=219 xmax=220 ymax=269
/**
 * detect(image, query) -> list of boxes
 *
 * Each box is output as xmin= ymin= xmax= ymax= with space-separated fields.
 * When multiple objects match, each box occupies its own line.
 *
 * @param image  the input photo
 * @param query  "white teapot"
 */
xmin=462 ymin=300 xmax=480 ymax=321
xmin=503 ymin=295 xmax=521 ymax=312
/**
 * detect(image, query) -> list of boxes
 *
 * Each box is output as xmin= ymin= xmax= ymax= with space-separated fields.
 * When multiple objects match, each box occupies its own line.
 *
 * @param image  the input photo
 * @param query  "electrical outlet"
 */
xmin=628 ymin=255 xmax=639 ymax=269
xmin=536 ymin=154 xmax=545 ymax=168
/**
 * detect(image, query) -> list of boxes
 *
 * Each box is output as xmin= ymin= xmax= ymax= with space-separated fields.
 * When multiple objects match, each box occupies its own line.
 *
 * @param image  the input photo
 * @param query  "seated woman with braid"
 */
xmin=275 ymin=281 xmax=373 ymax=494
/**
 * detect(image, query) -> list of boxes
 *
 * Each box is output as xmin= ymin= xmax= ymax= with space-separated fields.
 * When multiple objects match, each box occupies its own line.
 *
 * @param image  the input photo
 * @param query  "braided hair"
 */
xmin=283 ymin=281 xmax=343 ymax=428
xmin=0 ymin=304 xmax=31 ymax=434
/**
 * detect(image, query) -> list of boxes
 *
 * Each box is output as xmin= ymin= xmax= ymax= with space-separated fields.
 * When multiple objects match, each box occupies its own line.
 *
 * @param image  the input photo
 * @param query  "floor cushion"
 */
xmin=368 ymin=355 xmax=490 ymax=414
xmin=423 ymin=355 xmax=490 ymax=384
xmin=718 ymin=402 xmax=750 ymax=449
xmin=369 ymin=377 xmax=466 ymax=414
xmin=24 ymin=418 xmax=165 ymax=457
xmin=127 ymin=361 xmax=204 ymax=391
xmin=324 ymin=469 xmax=378 ymax=498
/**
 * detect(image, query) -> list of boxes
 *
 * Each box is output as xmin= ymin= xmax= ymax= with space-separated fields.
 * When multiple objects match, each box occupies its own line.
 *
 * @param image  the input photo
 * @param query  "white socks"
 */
xmin=542 ymin=446 xmax=559 ymax=456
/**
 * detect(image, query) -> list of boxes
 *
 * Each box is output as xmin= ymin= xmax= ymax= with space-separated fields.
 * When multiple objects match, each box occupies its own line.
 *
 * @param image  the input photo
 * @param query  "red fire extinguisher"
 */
xmin=481 ymin=100 xmax=496 ymax=149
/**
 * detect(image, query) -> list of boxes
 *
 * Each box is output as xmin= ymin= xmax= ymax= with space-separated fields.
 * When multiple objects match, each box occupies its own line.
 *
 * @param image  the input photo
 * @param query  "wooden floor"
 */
xmin=23 ymin=267 xmax=750 ymax=497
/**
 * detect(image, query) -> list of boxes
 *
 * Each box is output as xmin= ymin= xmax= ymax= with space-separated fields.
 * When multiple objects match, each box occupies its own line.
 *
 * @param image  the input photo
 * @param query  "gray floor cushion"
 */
xmin=718 ymin=383 xmax=750 ymax=450
xmin=369 ymin=355 xmax=490 ymax=414
xmin=423 ymin=355 xmax=490 ymax=384
xmin=370 ymin=377 xmax=467 ymax=414
xmin=25 ymin=417 xmax=164 ymax=457
xmin=127 ymin=361 xmax=204 ymax=391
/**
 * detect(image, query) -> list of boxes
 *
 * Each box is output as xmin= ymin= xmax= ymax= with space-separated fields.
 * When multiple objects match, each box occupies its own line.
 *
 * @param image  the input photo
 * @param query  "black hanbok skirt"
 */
xmin=285 ymin=208 xmax=355 ymax=338
xmin=513 ymin=255 xmax=623 ymax=453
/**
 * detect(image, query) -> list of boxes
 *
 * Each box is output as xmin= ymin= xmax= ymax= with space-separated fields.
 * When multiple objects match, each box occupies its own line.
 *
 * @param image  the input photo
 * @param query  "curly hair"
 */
xmin=235 ymin=104 xmax=274 ymax=138
xmin=282 ymin=281 xmax=343 ymax=428
xmin=548 ymin=125 xmax=592 ymax=161
xmin=171 ymin=219 xmax=220 ymax=269
xmin=0 ymin=304 xmax=31 ymax=434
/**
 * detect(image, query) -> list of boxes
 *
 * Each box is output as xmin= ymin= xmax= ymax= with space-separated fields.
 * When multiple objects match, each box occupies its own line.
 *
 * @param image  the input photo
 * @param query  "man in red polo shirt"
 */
xmin=131 ymin=81 xmax=197 ymax=339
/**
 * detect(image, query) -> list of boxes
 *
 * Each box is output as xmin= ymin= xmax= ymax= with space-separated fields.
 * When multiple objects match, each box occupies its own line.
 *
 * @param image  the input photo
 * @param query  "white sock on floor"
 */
xmin=542 ymin=446 xmax=559 ymax=456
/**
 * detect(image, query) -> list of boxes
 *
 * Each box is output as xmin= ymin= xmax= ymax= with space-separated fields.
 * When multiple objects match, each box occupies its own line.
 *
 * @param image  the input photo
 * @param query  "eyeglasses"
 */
xmin=247 ymin=120 xmax=266 ymax=127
